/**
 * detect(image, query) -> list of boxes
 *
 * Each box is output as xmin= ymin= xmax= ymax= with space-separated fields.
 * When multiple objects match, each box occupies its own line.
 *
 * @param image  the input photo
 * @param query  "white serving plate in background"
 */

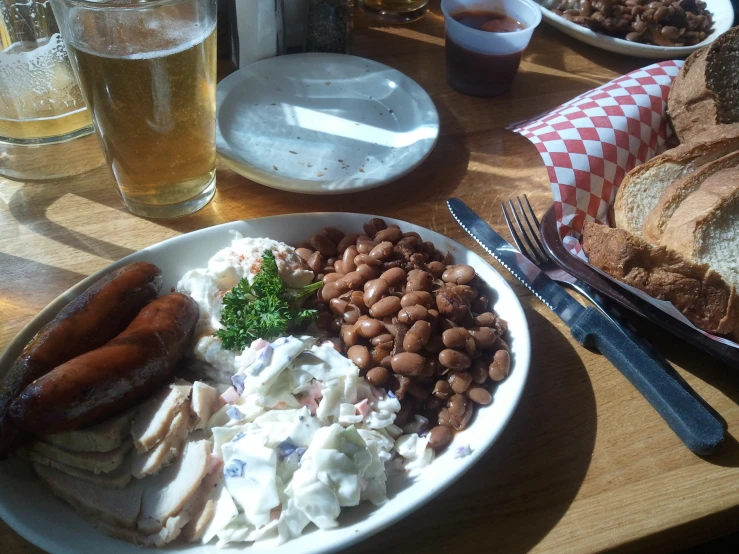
xmin=537 ymin=0 xmax=734 ymax=59
xmin=216 ymin=54 xmax=440 ymax=194
xmin=0 ymin=213 xmax=529 ymax=554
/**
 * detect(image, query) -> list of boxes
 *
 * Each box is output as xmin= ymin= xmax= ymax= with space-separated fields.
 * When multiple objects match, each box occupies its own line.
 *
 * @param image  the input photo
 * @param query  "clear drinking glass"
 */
xmin=359 ymin=0 xmax=429 ymax=23
xmin=51 ymin=0 xmax=218 ymax=219
xmin=0 ymin=1 xmax=103 ymax=180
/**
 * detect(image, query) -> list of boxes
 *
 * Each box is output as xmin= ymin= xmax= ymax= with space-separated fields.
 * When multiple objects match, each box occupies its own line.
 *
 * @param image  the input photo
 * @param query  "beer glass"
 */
xmin=0 ymin=1 xmax=102 ymax=180
xmin=51 ymin=0 xmax=218 ymax=219
xmin=359 ymin=0 xmax=428 ymax=22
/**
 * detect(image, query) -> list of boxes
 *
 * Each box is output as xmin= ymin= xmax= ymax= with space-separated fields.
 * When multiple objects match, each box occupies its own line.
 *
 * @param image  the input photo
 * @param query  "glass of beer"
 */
xmin=51 ymin=0 xmax=218 ymax=219
xmin=359 ymin=0 xmax=429 ymax=22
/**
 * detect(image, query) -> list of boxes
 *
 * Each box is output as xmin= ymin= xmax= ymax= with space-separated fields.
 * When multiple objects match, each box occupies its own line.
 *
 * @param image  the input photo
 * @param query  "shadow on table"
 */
xmin=351 ymin=308 xmax=597 ymax=554
xmin=627 ymin=317 xmax=739 ymax=468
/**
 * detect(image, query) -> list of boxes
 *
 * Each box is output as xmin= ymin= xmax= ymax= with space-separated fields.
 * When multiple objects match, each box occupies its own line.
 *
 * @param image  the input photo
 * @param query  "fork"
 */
xmin=501 ymin=195 xmax=621 ymax=329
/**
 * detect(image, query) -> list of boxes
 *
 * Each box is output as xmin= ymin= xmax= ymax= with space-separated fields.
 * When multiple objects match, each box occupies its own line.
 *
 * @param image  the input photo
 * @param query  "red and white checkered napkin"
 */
xmin=510 ymin=60 xmax=683 ymax=258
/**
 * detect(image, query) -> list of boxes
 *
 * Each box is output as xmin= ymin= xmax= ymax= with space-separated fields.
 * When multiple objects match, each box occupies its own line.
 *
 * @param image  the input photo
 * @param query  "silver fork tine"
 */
xmin=508 ymin=199 xmax=545 ymax=264
xmin=501 ymin=202 xmax=534 ymax=262
xmin=518 ymin=195 xmax=549 ymax=262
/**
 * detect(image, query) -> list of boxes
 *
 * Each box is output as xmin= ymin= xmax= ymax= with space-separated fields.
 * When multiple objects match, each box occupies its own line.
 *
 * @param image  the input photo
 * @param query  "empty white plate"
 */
xmin=216 ymin=54 xmax=440 ymax=194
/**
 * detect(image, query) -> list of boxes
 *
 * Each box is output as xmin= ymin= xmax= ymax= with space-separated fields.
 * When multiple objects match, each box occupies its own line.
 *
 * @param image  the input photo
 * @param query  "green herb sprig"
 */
xmin=215 ymin=250 xmax=323 ymax=350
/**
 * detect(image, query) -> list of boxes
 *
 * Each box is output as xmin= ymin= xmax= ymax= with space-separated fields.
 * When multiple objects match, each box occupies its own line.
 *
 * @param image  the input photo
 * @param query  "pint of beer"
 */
xmin=51 ymin=0 xmax=218 ymax=219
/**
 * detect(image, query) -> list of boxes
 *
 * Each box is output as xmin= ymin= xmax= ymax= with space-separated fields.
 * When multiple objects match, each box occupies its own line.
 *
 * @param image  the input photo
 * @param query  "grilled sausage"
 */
xmin=0 ymin=262 xmax=162 ymax=456
xmin=9 ymin=293 xmax=198 ymax=435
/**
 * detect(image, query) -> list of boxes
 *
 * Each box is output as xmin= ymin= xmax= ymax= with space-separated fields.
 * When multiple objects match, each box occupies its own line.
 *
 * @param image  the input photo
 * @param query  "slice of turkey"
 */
xmin=39 ymin=408 xmax=135 ymax=453
xmin=21 ymin=450 xmax=132 ymax=489
xmin=132 ymin=401 xmax=191 ymax=479
xmin=190 ymin=381 xmax=218 ymax=430
xmin=23 ymin=437 xmax=132 ymax=474
xmin=131 ymin=380 xmax=192 ymax=453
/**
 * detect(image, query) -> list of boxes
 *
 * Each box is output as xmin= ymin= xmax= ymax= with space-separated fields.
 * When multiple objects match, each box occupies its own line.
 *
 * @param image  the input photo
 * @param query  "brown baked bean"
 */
xmin=375 ymin=226 xmax=403 ymax=244
xmin=423 ymin=261 xmax=442 ymax=278
xmin=307 ymin=251 xmax=323 ymax=274
xmin=436 ymin=289 xmax=469 ymax=322
xmin=380 ymin=355 xmax=392 ymax=368
xmin=442 ymin=327 xmax=470 ymax=349
xmin=347 ymin=345 xmax=371 ymax=370
xmin=322 ymin=227 xmax=345 ymax=244
xmin=448 ymin=371 xmax=473 ymax=394
xmin=442 ymin=264 xmax=475 ymax=285
xmin=406 ymin=269 xmax=432 ymax=292
xmin=470 ymin=359 xmax=488 ymax=384
xmin=474 ymin=312 xmax=496 ymax=327
xmin=453 ymin=285 xmax=477 ymax=301
xmin=380 ymin=267 xmax=406 ymax=287
xmin=403 ymin=320 xmax=431 ymax=352
xmin=427 ymin=425 xmax=453 ymax=450
xmin=395 ymin=401 xmax=412 ymax=426
xmin=331 ymin=317 xmax=343 ymax=331
xmin=493 ymin=336 xmax=509 ymax=352
xmin=371 ymin=333 xmax=394 ymax=347
xmin=466 ymin=384 xmax=492 ymax=405
xmin=447 ymin=393 xmax=467 ymax=416
xmin=355 ymin=263 xmax=380 ymax=282
xmin=295 ymin=247 xmax=313 ymax=263
xmin=363 ymin=278 xmax=389 ymax=307
xmin=341 ymin=324 xmax=359 ymax=347
xmin=348 ymin=290 xmax=367 ymax=310
xmin=489 ymin=350 xmax=510 ymax=381
xmin=432 ymin=380 xmax=452 ymax=399
xmin=438 ymin=408 xmax=453 ymax=427
xmin=357 ymin=317 xmax=384 ymax=338
xmin=363 ymin=218 xmax=387 ymax=239
xmin=400 ymin=291 xmax=433 ymax=308
xmin=310 ymin=234 xmax=337 ymax=257
xmin=369 ymin=241 xmax=394 ymax=260
xmin=391 ymin=352 xmax=425 ymax=376
xmin=426 ymin=308 xmax=439 ymax=328
xmin=354 ymin=254 xmax=381 ymax=267
xmin=397 ymin=305 xmax=428 ymax=325
xmin=323 ymin=272 xmax=343 ymax=285
xmin=343 ymin=304 xmax=361 ymax=324
xmin=321 ymin=280 xmax=350 ymax=302
xmin=334 ymin=260 xmax=344 ymax=274
xmin=366 ymin=366 xmax=390 ymax=386
xmin=371 ymin=345 xmax=391 ymax=367
xmin=329 ymin=298 xmax=349 ymax=316
xmin=342 ymin=246 xmax=358 ymax=274
xmin=357 ymin=240 xmax=376 ymax=254
xmin=336 ymin=233 xmax=359 ymax=254
xmin=370 ymin=295 xmax=402 ymax=318
xmin=340 ymin=271 xmax=365 ymax=289
xmin=439 ymin=349 xmax=471 ymax=371
xmin=454 ymin=402 xmax=474 ymax=430
xmin=469 ymin=327 xmax=496 ymax=349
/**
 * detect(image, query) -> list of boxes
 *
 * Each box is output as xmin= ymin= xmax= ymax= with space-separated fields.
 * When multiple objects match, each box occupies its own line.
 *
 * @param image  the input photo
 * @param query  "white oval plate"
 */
xmin=537 ymin=0 xmax=734 ymax=59
xmin=216 ymin=54 xmax=440 ymax=195
xmin=0 ymin=213 xmax=529 ymax=554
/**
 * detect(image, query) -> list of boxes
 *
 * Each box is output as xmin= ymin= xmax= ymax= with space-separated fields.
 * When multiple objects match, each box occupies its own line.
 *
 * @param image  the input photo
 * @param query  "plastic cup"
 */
xmin=441 ymin=0 xmax=542 ymax=97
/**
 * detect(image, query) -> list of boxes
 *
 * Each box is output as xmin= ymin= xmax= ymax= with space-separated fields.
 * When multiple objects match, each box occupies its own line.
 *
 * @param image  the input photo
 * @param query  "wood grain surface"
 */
xmin=2 ymin=3 xmax=739 ymax=553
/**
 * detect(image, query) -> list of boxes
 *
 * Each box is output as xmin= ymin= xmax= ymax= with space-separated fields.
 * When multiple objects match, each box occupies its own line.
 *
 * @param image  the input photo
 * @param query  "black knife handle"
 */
xmin=569 ymin=307 xmax=725 ymax=455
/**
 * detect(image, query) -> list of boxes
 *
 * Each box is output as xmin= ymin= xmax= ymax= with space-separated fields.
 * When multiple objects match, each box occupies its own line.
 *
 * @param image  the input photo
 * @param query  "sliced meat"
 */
xmin=18 ymin=450 xmax=132 ymax=489
xmin=131 ymin=380 xmax=193 ymax=453
xmin=33 ymin=463 xmax=145 ymax=529
xmin=91 ymin=513 xmax=191 ymax=547
xmin=181 ymin=470 xmax=222 ymax=542
xmin=138 ymin=439 xmax=210 ymax=535
xmin=40 ymin=408 xmax=135 ymax=453
xmin=190 ymin=381 xmax=218 ymax=430
xmin=132 ymin=401 xmax=191 ymax=479
xmin=23 ymin=437 xmax=132 ymax=474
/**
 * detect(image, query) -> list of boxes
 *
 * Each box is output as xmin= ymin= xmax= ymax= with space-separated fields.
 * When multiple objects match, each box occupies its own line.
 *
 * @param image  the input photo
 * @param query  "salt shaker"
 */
xmin=305 ymin=0 xmax=353 ymax=54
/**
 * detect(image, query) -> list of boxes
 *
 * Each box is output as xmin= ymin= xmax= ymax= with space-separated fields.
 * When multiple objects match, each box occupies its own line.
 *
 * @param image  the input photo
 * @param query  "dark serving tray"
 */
xmin=539 ymin=206 xmax=739 ymax=371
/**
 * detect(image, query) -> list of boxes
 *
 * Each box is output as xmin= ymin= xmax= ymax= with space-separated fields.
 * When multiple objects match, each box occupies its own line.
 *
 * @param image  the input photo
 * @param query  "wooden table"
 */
xmin=2 ymin=4 xmax=739 ymax=553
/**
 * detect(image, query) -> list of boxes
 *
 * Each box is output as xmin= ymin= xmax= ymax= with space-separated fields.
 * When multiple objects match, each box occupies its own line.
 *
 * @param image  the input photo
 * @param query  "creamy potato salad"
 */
xmin=177 ymin=237 xmax=433 ymax=546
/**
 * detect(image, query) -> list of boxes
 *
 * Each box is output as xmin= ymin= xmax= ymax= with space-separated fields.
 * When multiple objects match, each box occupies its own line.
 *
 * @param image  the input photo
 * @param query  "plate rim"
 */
xmin=537 ymin=0 xmax=735 ymax=59
xmin=215 ymin=53 xmax=441 ymax=195
xmin=0 ymin=212 xmax=530 ymax=554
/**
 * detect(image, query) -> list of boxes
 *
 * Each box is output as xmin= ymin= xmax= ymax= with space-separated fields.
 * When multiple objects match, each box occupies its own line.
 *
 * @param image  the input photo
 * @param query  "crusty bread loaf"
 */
xmin=667 ymin=27 xmax=739 ymax=143
xmin=613 ymin=124 xmax=739 ymax=236
xmin=583 ymin=222 xmax=739 ymax=337
xmin=642 ymin=150 xmax=739 ymax=244
xmin=661 ymin=167 xmax=739 ymax=290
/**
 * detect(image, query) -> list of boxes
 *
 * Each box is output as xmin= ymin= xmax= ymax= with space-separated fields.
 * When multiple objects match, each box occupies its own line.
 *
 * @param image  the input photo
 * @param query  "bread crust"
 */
xmin=667 ymin=27 xmax=739 ymax=142
xmin=614 ymin=124 xmax=739 ymax=233
xmin=642 ymin=150 xmax=739 ymax=243
xmin=661 ymin=167 xmax=739 ymax=260
xmin=583 ymin=222 xmax=739 ymax=336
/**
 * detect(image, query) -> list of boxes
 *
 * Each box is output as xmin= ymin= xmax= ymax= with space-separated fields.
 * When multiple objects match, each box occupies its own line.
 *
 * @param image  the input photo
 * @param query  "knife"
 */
xmin=448 ymin=198 xmax=725 ymax=455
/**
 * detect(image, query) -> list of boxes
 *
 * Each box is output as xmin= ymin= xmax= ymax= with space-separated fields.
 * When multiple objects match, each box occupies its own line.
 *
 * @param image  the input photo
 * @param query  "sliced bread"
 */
xmin=613 ymin=124 xmax=739 ymax=236
xmin=661 ymin=167 xmax=739 ymax=290
xmin=667 ymin=27 xmax=739 ymax=142
xmin=642 ymin=150 xmax=739 ymax=244
xmin=583 ymin=222 xmax=739 ymax=337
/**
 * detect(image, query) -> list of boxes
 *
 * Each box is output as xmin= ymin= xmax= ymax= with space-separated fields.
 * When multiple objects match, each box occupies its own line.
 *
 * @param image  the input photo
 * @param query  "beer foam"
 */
xmin=68 ymin=12 xmax=215 ymax=60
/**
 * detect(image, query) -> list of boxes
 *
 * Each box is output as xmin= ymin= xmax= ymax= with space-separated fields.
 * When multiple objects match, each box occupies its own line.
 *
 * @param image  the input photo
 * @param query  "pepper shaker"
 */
xmin=305 ymin=0 xmax=353 ymax=54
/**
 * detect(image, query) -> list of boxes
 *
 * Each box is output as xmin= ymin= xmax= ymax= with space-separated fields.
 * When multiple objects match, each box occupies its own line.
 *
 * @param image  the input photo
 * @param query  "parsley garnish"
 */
xmin=215 ymin=250 xmax=323 ymax=350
